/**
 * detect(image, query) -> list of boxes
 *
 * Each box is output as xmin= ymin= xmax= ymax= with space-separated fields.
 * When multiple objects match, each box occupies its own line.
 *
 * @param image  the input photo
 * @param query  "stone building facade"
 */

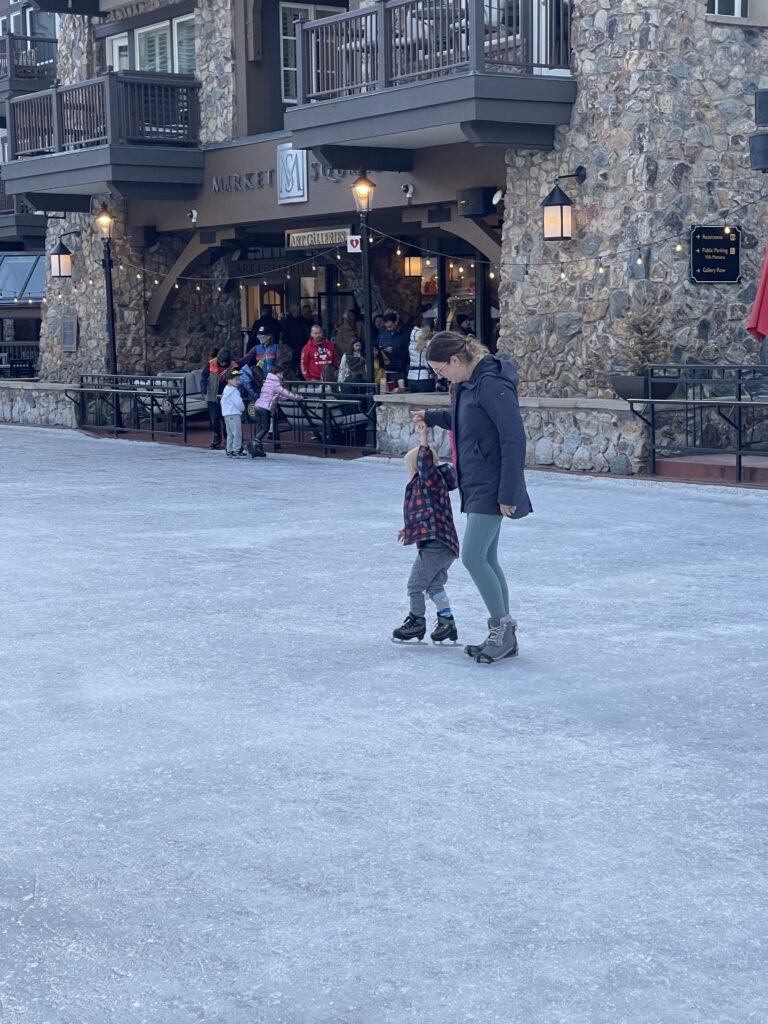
xmin=36 ymin=0 xmax=240 ymax=383
xmin=501 ymin=2 xmax=768 ymax=399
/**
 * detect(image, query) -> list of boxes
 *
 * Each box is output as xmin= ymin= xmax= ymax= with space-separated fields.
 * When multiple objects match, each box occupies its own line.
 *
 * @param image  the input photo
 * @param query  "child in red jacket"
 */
xmin=393 ymin=420 xmax=460 ymax=644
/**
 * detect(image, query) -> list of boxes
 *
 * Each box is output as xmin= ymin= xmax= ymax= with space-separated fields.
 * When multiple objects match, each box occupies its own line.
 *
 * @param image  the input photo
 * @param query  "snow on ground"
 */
xmin=1 ymin=424 xmax=766 ymax=1024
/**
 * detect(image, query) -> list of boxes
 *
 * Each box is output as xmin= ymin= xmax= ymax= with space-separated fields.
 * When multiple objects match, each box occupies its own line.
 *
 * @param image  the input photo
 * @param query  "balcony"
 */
xmin=0 ymin=34 xmax=57 ymax=112
xmin=0 ymin=174 xmax=47 ymax=244
xmin=2 ymin=71 xmax=203 ymax=209
xmin=285 ymin=0 xmax=577 ymax=167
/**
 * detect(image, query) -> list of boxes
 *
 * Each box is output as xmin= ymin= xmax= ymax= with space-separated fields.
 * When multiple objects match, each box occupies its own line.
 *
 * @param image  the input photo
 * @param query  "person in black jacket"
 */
xmin=249 ymin=304 xmax=282 ymax=346
xmin=411 ymin=331 xmax=532 ymax=664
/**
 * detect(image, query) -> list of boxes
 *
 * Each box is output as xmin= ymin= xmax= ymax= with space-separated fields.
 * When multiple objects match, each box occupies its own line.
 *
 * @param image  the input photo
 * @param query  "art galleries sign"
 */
xmin=285 ymin=228 xmax=350 ymax=249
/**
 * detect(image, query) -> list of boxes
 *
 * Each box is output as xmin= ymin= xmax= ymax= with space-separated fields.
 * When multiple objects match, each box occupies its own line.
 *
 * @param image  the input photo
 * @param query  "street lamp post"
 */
xmin=351 ymin=174 xmax=376 ymax=384
xmin=95 ymin=205 xmax=121 ymax=431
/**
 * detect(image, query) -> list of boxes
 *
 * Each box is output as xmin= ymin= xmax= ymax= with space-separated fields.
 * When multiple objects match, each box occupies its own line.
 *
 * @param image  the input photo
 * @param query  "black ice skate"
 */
xmin=465 ymin=617 xmax=519 ymax=662
xmin=392 ymin=613 xmax=426 ymax=643
xmin=430 ymin=614 xmax=458 ymax=644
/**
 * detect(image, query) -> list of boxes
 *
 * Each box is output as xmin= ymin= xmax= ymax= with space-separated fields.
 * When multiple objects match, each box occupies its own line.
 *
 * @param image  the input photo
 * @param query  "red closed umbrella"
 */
xmin=746 ymin=242 xmax=768 ymax=341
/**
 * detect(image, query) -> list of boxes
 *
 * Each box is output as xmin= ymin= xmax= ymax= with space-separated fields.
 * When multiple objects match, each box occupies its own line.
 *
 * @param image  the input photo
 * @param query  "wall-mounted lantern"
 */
xmin=49 ymin=228 xmax=82 ymax=279
xmin=541 ymin=166 xmax=587 ymax=241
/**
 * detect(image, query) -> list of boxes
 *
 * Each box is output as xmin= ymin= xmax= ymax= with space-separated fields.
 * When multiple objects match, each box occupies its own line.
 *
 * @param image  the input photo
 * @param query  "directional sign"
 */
xmin=690 ymin=225 xmax=741 ymax=284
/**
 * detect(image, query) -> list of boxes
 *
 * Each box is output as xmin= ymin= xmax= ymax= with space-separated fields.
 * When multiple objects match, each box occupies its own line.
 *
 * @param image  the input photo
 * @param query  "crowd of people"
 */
xmin=200 ymin=303 xmax=481 ymax=450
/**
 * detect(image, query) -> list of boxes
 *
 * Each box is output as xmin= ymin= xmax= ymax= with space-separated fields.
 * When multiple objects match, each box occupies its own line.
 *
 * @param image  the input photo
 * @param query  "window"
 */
xmin=706 ymin=0 xmax=749 ymax=14
xmin=133 ymin=16 xmax=195 ymax=74
xmin=280 ymin=3 xmax=343 ymax=103
xmin=136 ymin=23 xmax=171 ymax=72
xmin=108 ymin=33 xmax=130 ymax=71
xmin=26 ymin=9 xmax=57 ymax=36
xmin=10 ymin=10 xmax=22 ymax=34
xmin=0 ymin=19 xmax=6 ymax=37
xmin=173 ymin=15 xmax=195 ymax=74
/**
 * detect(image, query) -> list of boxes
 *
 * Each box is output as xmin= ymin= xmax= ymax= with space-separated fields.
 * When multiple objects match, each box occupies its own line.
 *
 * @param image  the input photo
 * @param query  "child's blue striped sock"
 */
xmin=432 ymin=590 xmax=452 ymax=618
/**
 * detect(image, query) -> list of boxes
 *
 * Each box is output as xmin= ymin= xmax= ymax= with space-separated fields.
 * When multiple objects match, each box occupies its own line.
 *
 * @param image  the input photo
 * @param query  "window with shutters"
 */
xmin=173 ymin=15 xmax=195 ymax=74
xmin=136 ymin=24 xmax=172 ymax=73
xmin=280 ymin=4 xmax=344 ymax=103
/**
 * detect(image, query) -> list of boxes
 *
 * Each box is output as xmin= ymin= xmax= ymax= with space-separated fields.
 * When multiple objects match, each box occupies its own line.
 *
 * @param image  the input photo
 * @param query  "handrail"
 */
xmin=8 ymin=71 xmax=200 ymax=158
xmin=297 ymin=0 xmax=571 ymax=102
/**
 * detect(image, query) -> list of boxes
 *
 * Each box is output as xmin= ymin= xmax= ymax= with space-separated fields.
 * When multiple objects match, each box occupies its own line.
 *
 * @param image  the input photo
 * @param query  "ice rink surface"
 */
xmin=1 ymin=424 xmax=767 ymax=1024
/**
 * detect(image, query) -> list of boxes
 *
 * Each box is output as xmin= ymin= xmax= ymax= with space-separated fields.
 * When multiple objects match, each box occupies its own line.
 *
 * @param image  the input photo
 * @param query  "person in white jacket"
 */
xmin=220 ymin=370 xmax=246 ymax=458
xmin=251 ymin=366 xmax=303 ymax=457
xmin=407 ymin=321 xmax=435 ymax=394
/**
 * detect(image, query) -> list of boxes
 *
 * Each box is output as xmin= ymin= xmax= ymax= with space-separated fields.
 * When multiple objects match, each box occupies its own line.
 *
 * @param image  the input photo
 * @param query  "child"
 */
xmin=221 ymin=369 xmax=246 ymax=457
xmin=393 ymin=420 xmax=460 ymax=644
xmin=251 ymin=365 xmax=303 ymax=457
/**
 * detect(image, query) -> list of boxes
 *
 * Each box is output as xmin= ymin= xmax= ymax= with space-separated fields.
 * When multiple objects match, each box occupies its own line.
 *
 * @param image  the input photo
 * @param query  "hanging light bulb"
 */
xmin=724 ymin=224 xmax=731 ymax=235
xmin=636 ymin=255 xmax=643 ymax=265
xmin=174 ymin=282 xmax=180 ymax=290
xmin=336 ymin=252 xmax=341 ymax=261
xmin=425 ymin=259 xmax=432 ymax=268
xmin=312 ymin=264 xmax=317 ymax=272
xmin=449 ymin=262 xmax=454 ymax=269
xmin=560 ymin=268 xmax=566 ymax=280
xmin=368 ymin=235 xmax=374 ymax=244
xmin=263 ymin=279 xmax=268 ymax=286
xmin=217 ymin=286 xmax=222 ymax=293
xmin=489 ymin=270 xmax=496 ymax=280
xmin=286 ymin=272 xmax=291 ymax=280
xmin=136 ymin=272 xmax=141 ymax=280
xmin=675 ymin=242 xmax=683 ymax=252
xmin=154 ymin=278 xmax=159 ymax=286
xmin=196 ymin=284 xmax=201 ymax=292
xmin=470 ymin=262 xmax=475 ymax=269
xmin=597 ymin=262 xmax=605 ymax=275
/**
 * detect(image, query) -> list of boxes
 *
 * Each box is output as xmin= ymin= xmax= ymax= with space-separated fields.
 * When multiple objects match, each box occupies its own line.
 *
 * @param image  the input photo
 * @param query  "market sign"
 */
xmin=285 ymin=228 xmax=349 ymax=249
xmin=690 ymin=225 xmax=741 ymax=284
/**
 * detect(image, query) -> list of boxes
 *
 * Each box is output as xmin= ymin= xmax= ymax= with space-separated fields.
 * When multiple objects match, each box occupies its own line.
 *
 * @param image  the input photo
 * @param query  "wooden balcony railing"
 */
xmin=7 ymin=71 xmax=200 ymax=159
xmin=297 ymin=0 xmax=571 ymax=102
xmin=0 ymin=34 xmax=57 ymax=83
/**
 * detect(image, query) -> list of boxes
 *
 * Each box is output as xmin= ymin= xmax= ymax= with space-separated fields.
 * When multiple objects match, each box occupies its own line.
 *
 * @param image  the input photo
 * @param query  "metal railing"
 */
xmin=298 ymin=0 xmax=571 ymax=102
xmin=626 ymin=364 xmax=768 ymax=483
xmin=0 ymin=34 xmax=56 ymax=82
xmin=0 ymin=343 xmax=39 ymax=378
xmin=269 ymin=380 xmax=378 ymax=456
xmin=8 ymin=71 xmax=200 ymax=158
xmin=73 ymin=374 xmax=192 ymax=442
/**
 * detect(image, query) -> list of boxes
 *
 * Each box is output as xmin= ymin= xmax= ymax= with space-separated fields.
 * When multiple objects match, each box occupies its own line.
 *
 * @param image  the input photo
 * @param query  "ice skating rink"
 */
xmin=2 ymin=425 xmax=767 ymax=1024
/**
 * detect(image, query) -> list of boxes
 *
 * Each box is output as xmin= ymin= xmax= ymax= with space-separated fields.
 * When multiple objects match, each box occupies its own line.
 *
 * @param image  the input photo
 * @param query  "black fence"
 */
xmin=73 ymin=374 xmax=192 ymax=442
xmin=71 ymin=375 xmax=378 ymax=454
xmin=627 ymin=364 xmax=768 ymax=482
xmin=0 ymin=342 xmax=39 ymax=378
xmin=263 ymin=381 xmax=378 ymax=455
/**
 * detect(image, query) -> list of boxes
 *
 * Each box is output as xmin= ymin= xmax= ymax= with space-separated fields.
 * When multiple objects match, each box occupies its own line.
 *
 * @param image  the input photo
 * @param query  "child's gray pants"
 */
xmin=407 ymin=540 xmax=456 ymax=616
xmin=224 ymin=414 xmax=242 ymax=454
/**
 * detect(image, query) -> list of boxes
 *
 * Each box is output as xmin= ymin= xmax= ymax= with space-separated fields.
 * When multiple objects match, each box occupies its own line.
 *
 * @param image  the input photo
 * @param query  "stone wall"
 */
xmin=499 ymin=3 xmax=768 ymax=399
xmin=39 ymin=200 xmax=241 ymax=382
xmin=375 ymin=393 xmax=647 ymax=474
xmin=0 ymin=383 xmax=77 ymax=428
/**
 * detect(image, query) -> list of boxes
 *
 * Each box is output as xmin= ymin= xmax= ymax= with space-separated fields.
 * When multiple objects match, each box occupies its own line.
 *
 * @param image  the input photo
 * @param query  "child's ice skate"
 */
xmin=465 ymin=617 xmax=519 ymax=663
xmin=392 ymin=613 xmax=426 ymax=643
xmin=430 ymin=614 xmax=458 ymax=644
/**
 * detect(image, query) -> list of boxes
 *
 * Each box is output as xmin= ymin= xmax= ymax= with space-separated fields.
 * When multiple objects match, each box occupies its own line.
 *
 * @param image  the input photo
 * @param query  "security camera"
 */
xmin=187 ymin=209 xmax=198 ymax=224
xmin=401 ymin=183 xmax=414 ymax=198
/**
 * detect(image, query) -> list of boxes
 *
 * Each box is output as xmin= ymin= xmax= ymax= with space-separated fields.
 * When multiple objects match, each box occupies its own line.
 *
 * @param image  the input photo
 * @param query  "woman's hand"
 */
xmin=500 ymin=504 xmax=517 ymax=518
xmin=411 ymin=409 xmax=426 ymax=426
xmin=397 ymin=529 xmax=405 ymax=543
xmin=416 ymin=420 xmax=428 ymax=443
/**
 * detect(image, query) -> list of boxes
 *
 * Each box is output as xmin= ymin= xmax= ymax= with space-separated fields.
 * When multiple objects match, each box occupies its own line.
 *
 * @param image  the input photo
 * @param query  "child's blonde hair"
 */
xmin=404 ymin=445 xmax=439 ymax=478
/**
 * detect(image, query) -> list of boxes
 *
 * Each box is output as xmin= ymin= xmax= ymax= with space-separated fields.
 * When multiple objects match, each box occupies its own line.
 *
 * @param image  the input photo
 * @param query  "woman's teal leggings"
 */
xmin=461 ymin=513 xmax=509 ymax=619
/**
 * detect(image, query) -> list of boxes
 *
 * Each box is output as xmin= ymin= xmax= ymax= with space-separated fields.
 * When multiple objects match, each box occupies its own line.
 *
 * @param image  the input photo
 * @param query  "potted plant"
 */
xmin=609 ymin=290 xmax=679 ymax=400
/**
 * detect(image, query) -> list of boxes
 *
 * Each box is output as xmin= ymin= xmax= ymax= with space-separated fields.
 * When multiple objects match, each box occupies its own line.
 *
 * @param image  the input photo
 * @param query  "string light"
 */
xmin=196 ymin=284 xmax=201 ymax=292
xmin=174 ymin=283 xmax=179 ymax=290
xmin=724 ymin=224 xmax=731 ymax=235
xmin=597 ymin=261 xmax=606 ymax=275
xmin=559 ymin=267 xmax=566 ymax=280
xmin=136 ymin=272 xmax=141 ymax=280
xmin=489 ymin=270 xmax=496 ymax=280
xmin=336 ymin=252 xmax=341 ymax=260
xmin=154 ymin=278 xmax=159 ymax=285
xmin=636 ymin=255 xmax=643 ymax=265
xmin=396 ymin=246 xmax=402 ymax=256
xmin=675 ymin=242 xmax=683 ymax=252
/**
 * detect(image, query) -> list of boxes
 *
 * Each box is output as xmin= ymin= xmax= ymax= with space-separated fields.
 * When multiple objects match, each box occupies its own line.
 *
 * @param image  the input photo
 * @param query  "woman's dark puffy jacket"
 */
xmin=424 ymin=356 xmax=532 ymax=517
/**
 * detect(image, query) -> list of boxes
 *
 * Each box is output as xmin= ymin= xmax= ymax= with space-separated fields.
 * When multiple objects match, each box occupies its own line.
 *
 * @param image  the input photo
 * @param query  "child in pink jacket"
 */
xmin=251 ymin=367 xmax=302 ymax=457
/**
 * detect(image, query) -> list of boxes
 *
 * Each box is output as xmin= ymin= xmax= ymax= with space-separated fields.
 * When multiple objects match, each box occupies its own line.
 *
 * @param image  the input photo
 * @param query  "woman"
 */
xmin=407 ymin=320 xmax=436 ymax=394
xmin=338 ymin=338 xmax=365 ymax=383
xmin=412 ymin=331 xmax=532 ymax=664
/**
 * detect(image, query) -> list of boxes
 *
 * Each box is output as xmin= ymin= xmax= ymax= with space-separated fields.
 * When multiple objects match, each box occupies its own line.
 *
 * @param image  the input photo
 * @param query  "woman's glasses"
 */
xmin=430 ymin=361 xmax=448 ymax=378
